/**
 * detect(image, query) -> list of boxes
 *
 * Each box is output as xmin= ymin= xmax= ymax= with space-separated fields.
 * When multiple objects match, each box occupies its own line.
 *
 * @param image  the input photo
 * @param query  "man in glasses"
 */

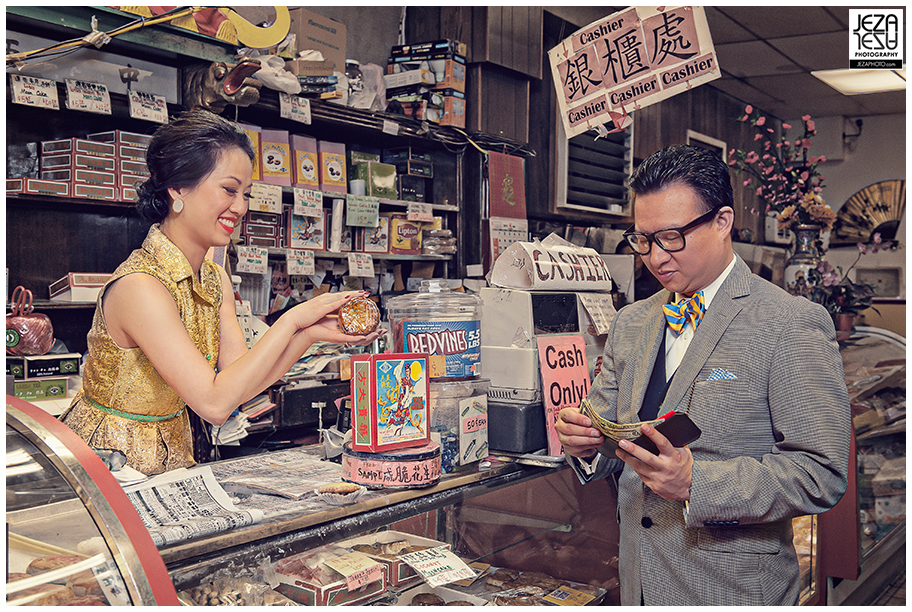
xmin=555 ymin=145 xmax=850 ymax=606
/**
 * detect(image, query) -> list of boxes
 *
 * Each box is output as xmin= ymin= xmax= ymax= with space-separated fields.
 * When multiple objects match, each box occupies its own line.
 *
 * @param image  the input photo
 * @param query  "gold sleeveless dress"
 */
xmin=59 ymin=224 xmax=222 ymax=475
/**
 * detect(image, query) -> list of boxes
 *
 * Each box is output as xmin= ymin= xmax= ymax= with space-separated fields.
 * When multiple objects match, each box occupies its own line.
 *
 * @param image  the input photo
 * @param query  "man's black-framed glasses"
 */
xmin=623 ymin=208 xmax=718 ymax=255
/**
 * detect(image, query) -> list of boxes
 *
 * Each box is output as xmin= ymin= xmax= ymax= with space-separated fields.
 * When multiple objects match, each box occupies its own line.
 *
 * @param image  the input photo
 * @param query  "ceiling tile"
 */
xmin=705 ymin=7 xmax=757 ymax=44
xmin=714 ymin=6 xmax=845 ymax=38
xmin=707 ymin=78 xmax=780 ymax=110
xmin=856 ymin=91 xmax=908 ymax=116
xmin=746 ymin=72 xmax=841 ymax=103
xmin=715 ymin=40 xmax=802 ymax=78
xmin=767 ymin=32 xmax=850 ymax=71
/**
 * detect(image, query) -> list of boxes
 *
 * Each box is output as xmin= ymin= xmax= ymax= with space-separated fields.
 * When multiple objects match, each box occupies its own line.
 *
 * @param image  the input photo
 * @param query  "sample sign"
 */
xmin=549 ymin=6 xmax=720 ymax=138
xmin=323 ymin=552 xmax=383 ymax=590
xmin=346 ymin=194 xmax=380 ymax=227
xmin=488 ymin=235 xmax=613 ymax=292
xmin=537 ymin=335 xmax=591 ymax=456
xmin=279 ymin=91 xmax=312 ymax=123
xmin=10 ymin=74 xmax=59 ymax=110
xmin=236 ymin=246 xmax=268 ymax=274
xmin=293 ymin=187 xmax=324 ymax=217
xmin=128 ymin=90 xmax=168 ymax=123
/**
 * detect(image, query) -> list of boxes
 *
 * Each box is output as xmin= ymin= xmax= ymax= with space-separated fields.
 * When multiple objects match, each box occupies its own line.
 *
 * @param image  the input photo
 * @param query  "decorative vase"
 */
xmin=784 ymin=224 xmax=823 ymax=298
xmin=833 ymin=312 xmax=854 ymax=340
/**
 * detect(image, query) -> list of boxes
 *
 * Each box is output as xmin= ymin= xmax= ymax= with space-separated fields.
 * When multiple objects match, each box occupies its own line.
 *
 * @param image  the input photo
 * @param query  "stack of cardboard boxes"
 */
xmin=385 ymin=39 xmax=467 ymax=128
xmin=8 ymin=352 xmax=82 ymax=403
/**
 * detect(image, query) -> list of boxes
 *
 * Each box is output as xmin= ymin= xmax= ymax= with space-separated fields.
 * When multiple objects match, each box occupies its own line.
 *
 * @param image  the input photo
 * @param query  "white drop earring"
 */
xmin=172 ymin=198 xmax=184 ymax=213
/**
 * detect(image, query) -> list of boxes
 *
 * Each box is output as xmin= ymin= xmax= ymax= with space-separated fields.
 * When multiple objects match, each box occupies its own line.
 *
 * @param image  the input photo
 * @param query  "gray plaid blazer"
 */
xmin=574 ymin=255 xmax=850 ymax=606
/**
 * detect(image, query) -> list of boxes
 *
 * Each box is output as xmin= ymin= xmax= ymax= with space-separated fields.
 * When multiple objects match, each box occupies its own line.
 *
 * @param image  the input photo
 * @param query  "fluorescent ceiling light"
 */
xmin=812 ymin=68 xmax=906 ymax=95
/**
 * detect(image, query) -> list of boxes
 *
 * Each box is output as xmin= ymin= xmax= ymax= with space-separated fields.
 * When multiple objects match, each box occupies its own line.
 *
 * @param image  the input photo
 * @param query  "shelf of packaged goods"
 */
xmin=256 ymin=246 xmax=452 ymax=262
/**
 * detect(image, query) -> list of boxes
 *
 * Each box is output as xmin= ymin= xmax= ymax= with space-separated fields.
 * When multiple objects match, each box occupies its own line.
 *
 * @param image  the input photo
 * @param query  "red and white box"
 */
xmin=120 ymin=159 xmax=149 ymax=177
xmin=49 ymin=272 xmax=112 ymax=301
xmin=75 ymin=154 xmax=116 ymax=172
xmin=336 ymin=532 xmax=450 ymax=588
xmin=73 ymin=169 xmax=116 ymax=187
xmin=350 ymin=352 xmax=429 ymax=453
xmin=121 ymin=186 xmax=138 ymax=202
xmin=288 ymin=212 xmax=326 ymax=251
xmin=246 ymin=235 xmax=278 ymax=248
xmin=40 ymin=169 xmax=72 ymax=182
xmin=117 ymin=144 xmax=147 ymax=161
xmin=7 ymin=178 xmax=24 ymax=194
xmin=274 ymin=545 xmax=388 ymax=606
xmin=23 ymin=178 xmax=70 ymax=197
xmin=74 ymin=138 xmax=115 ymax=158
xmin=40 ymin=138 xmax=74 ymax=155
xmin=40 ymin=153 xmax=73 ymax=171
xmin=87 ymin=129 xmax=152 ymax=148
xmin=242 ymin=222 xmax=278 ymax=238
xmin=73 ymin=183 xmax=117 ymax=201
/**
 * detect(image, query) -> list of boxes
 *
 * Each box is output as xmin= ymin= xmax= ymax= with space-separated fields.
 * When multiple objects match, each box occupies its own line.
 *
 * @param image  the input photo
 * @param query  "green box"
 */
xmin=354 ymin=162 xmax=398 ymax=199
xmin=14 ymin=377 xmax=70 ymax=401
xmin=7 ymin=352 xmax=82 ymax=380
xmin=394 ymin=159 xmax=433 ymax=178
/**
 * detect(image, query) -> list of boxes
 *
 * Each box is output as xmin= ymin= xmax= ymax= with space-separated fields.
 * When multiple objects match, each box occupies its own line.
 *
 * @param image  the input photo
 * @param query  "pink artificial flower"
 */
xmin=754 ymin=133 xmax=763 ymax=141
xmin=784 ymin=141 xmax=790 ymax=147
xmin=801 ymin=114 xmax=811 ymax=121
xmin=818 ymin=155 xmax=826 ymax=163
xmin=762 ymin=154 xmax=770 ymax=160
xmin=756 ymin=116 xmax=766 ymax=126
xmin=743 ymin=179 xmax=752 ymax=186
xmin=873 ymin=233 xmax=882 ymax=244
xmin=741 ymin=115 xmax=749 ymax=122
xmin=745 ymin=105 xmax=753 ymax=114
xmin=782 ymin=123 xmax=792 ymax=130
xmin=767 ymin=128 xmax=774 ymax=133
xmin=857 ymin=243 xmax=868 ymax=255
xmin=801 ymin=138 xmax=813 ymax=148
xmin=757 ymin=187 xmax=764 ymax=196
xmin=808 ymin=156 xmax=818 ymax=164
xmin=806 ymin=120 xmax=815 ymax=131
xmin=800 ymin=171 xmax=810 ymax=181
xmin=745 ymin=151 xmax=759 ymax=163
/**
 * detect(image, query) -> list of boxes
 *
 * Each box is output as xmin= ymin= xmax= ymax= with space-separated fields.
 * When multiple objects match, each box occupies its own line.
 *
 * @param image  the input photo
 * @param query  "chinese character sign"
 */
xmin=549 ymin=6 xmax=720 ymax=138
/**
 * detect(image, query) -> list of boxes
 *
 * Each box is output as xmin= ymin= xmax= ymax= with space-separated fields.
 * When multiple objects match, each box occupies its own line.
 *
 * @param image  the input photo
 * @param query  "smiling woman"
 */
xmin=58 ymin=109 xmax=385 ymax=475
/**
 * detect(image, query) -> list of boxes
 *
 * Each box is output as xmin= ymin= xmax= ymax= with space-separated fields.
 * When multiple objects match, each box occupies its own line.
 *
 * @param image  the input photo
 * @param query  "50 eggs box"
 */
xmin=351 ymin=353 xmax=429 ymax=453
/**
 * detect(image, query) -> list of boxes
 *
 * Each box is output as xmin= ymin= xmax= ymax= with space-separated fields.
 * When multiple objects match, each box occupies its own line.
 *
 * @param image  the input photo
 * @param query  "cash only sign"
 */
xmin=549 ymin=6 xmax=721 ymax=138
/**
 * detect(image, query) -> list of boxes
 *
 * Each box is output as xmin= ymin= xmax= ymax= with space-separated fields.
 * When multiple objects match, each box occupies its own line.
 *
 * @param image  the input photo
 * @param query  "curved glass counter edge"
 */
xmin=6 ymin=396 xmax=179 ymax=605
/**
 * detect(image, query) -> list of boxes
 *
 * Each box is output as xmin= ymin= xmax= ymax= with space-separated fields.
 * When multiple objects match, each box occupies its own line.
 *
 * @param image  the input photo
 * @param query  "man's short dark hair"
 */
xmin=627 ymin=144 xmax=734 ymax=213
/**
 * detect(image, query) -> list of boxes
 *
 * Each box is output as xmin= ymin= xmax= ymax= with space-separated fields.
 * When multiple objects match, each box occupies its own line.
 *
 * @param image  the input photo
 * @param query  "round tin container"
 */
xmin=342 ymin=441 xmax=441 ymax=490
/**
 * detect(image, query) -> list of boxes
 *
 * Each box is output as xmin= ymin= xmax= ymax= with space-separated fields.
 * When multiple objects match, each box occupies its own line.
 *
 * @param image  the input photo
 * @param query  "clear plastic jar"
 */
xmin=387 ymin=280 xmax=483 ymax=380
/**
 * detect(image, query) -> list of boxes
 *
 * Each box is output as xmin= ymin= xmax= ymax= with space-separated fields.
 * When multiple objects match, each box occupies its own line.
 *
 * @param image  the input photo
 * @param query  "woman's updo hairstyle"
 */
xmin=136 ymin=109 xmax=255 ymax=223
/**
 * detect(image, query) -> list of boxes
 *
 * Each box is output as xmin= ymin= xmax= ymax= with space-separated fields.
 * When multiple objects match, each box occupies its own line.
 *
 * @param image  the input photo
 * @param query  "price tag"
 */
xmin=323 ymin=552 xmax=383 ymax=591
xmin=407 ymin=201 xmax=434 ymax=223
xmin=279 ymin=92 xmax=312 ymax=124
xmin=128 ymin=90 xmax=168 ymax=123
xmin=287 ymin=249 xmax=315 ymax=275
xmin=235 ymin=246 xmax=268 ymax=274
xmin=10 ymin=74 xmax=59 ymax=110
xmin=293 ymin=187 xmax=324 ymax=217
xmin=347 ymin=253 xmax=375 ymax=278
xmin=542 ymin=586 xmax=597 ymax=606
xmin=65 ymin=79 xmax=111 ymax=114
xmin=399 ymin=546 xmax=476 ymax=587
xmin=249 ymin=183 xmax=283 ymax=214
xmin=346 ymin=194 xmax=380 ymax=228
xmin=451 ymin=562 xmax=491 ymax=587
xmin=382 ymin=119 xmax=399 ymax=135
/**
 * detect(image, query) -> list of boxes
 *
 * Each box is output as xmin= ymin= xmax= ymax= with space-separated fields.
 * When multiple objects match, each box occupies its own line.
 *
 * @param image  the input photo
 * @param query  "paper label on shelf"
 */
xmin=382 ymin=119 xmax=399 ymax=135
xmin=287 ymin=249 xmax=315 ymax=275
xmin=323 ymin=552 xmax=383 ymax=590
xmin=10 ymin=74 xmax=59 ymax=110
xmin=128 ymin=89 xmax=168 ymax=123
xmin=236 ymin=246 xmax=268 ymax=274
xmin=293 ymin=187 xmax=324 ymax=217
xmin=279 ymin=92 xmax=312 ymax=124
xmin=451 ymin=562 xmax=491 ymax=587
xmin=346 ymin=194 xmax=380 ymax=227
xmin=65 ymin=79 xmax=111 ymax=114
xmin=250 ymin=183 xmax=283 ymax=214
xmin=399 ymin=546 xmax=476 ymax=587
xmin=407 ymin=201 xmax=434 ymax=222
xmin=347 ymin=253 xmax=374 ymax=277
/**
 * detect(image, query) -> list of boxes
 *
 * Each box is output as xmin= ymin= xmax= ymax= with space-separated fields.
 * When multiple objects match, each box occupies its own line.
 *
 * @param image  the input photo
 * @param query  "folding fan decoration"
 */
xmin=830 ymin=179 xmax=905 ymax=245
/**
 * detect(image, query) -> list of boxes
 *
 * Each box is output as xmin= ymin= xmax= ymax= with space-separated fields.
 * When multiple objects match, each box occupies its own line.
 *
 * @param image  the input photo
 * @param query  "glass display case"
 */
xmin=829 ymin=326 xmax=906 ymax=605
xmin=6 ymin=397 xmax=179 ymax=606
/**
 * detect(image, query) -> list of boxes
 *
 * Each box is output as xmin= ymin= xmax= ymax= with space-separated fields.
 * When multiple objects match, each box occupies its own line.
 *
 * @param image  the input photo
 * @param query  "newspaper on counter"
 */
xmin=214 ymin=448 xmax=348 ymax=499
xmin=123 ymin=466 xmax=264 ymax=547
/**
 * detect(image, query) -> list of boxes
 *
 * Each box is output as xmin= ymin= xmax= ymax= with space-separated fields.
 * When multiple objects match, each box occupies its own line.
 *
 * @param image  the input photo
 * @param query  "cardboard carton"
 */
xmin=288 ymin=8 xmax=347 ymax=72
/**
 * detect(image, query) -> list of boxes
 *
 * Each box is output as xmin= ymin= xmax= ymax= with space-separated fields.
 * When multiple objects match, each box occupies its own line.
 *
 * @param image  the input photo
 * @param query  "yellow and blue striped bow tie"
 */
xmin=663 ymin=291 xmax=705 ymax=335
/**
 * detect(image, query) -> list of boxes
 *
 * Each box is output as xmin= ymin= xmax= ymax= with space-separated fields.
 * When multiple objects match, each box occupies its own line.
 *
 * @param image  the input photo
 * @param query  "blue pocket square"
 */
xmin=707 ymin=368 xmax=737 ymax=381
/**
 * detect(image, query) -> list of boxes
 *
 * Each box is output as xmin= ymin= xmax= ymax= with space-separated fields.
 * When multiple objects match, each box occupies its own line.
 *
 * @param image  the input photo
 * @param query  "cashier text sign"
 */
xmin=549 ymin=6 xmax=720 ymax=138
